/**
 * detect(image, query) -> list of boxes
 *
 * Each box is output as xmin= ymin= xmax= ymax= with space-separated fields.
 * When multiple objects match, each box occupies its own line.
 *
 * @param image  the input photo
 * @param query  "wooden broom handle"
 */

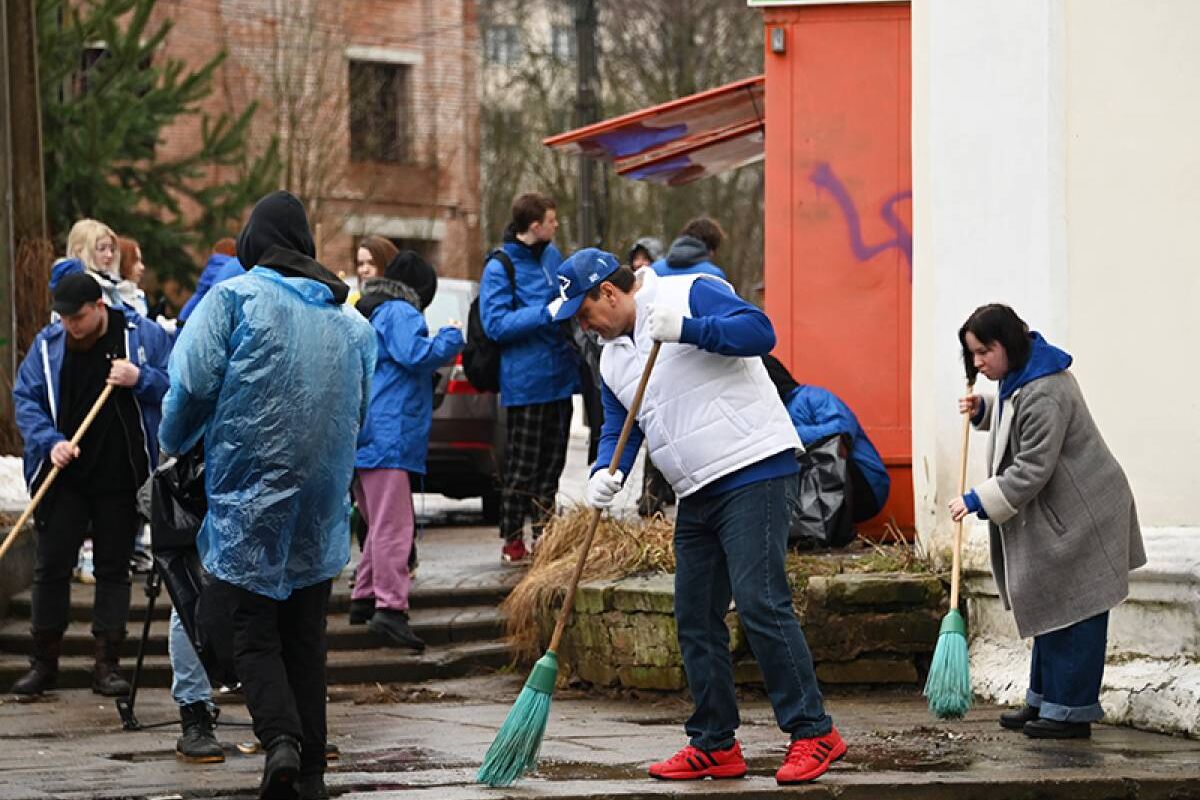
xmin=949 ymin=381 xmax=975 ymax=609
xmin=548 ymin=341 xmax=662 ymax=652
xmin=0 ymin=384 xmax=116 ymax=563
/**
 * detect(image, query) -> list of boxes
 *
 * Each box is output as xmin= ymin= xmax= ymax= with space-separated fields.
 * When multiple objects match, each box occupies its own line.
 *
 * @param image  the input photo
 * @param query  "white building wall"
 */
xmin=913 ymin=0 xmax=1200 ymax=736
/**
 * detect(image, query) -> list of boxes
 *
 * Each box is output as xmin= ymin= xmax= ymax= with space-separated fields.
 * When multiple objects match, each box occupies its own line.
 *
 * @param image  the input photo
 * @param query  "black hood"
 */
xmin=502 ymin=223 xmax=550 ymax=262
xmin=384 ymin=250 xmax=438 ymax=310
xmin=355 ymin=277 xmax=421 ymax=319
xmin=665 ymin=234 xmax=710 ymax=268
xmin=236 ymin=191 xmax=348 ymax=304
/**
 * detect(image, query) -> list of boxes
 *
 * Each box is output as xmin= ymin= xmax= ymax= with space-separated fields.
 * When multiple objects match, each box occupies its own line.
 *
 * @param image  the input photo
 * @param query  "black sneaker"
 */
xmin=1023 ymin=718 xmax=1092 ymax=739
xmin=367 ymin=609 xmax=426 ymax=652
xmin=999 ymin=705 xmax=1040 ymax=730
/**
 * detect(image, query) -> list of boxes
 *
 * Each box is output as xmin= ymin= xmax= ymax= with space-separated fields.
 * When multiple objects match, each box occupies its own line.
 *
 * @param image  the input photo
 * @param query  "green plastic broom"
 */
xmin=924 ymin=380 xmax=976 ymax=719
xmin=477 ymin=341 xmax=662 ymax=787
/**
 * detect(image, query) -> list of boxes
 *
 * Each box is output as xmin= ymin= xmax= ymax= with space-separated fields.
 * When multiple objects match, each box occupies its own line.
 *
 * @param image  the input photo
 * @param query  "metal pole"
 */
xmin=574 ymin=0 xmax=598 ymax=248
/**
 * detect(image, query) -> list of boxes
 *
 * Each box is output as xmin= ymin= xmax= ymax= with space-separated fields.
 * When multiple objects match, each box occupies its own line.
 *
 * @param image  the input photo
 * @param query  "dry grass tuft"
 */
xmin=500 ymin=506 xmax=675 ymax=662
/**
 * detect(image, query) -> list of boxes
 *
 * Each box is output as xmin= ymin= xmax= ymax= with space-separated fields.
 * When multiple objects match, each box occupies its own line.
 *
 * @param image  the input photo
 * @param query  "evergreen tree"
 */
xmin=37 ymin=0 xmax=280 ymax=281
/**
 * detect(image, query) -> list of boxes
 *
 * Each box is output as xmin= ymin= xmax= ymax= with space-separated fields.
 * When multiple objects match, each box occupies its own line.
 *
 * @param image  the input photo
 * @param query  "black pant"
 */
xmin=32 ymin=481 xmax=139 ymax=635
xmin=209 ymin=578 xmax=332 ymax=777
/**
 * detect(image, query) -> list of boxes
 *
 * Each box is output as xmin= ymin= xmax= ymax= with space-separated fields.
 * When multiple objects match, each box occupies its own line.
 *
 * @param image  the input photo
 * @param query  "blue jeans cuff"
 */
xmin=690 ymin=735 xmax=736 ymax=752
xmin=789 ymin=715 xmax=834 ymax=740
xmin=1025 ymin=689 xmax=1043 ymax=707
xmin=1038 ymin=700 xmax=1104 ymax=723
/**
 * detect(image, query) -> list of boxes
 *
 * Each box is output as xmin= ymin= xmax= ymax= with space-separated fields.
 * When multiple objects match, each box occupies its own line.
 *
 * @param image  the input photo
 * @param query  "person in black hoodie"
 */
xmin=160 ymin=191 xmax=376 ymax=800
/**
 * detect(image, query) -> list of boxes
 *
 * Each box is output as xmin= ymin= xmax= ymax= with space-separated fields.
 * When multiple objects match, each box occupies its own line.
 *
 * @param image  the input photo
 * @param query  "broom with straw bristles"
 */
xmin=477 ymin=341 xmax=662 ymax=788
xmin=924 ymin=380 xmax=976 ymax=719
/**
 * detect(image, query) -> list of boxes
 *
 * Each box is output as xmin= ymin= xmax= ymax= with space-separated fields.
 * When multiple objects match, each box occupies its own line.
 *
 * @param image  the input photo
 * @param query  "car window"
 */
xmin=425 ymin=283 xmax=473 ymax=339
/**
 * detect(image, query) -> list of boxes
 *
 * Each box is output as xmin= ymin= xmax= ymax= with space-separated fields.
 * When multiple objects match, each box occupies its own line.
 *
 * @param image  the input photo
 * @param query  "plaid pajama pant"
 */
xmin=500 ymin=398 xmax=573 ymax=542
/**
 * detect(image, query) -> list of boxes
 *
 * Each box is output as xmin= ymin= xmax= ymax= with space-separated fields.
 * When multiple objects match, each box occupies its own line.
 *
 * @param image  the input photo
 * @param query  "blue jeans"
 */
xmin=674 ymin=475 xmax=832 ymax=750
xmin=169 ymin=608 xmax=213 ymax=707
xmin=1026 ymin=611 xmax=1108 ymax=723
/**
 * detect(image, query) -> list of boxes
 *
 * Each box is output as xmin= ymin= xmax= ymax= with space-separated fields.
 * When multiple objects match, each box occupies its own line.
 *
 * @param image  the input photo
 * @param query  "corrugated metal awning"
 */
xmin=543 ymin=75 xmax=765 ymax=186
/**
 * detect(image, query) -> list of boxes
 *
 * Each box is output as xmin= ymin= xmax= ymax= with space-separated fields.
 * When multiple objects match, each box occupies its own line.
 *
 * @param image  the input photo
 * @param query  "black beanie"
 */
xmin=384 ymin=250 xmax=438 ymax=310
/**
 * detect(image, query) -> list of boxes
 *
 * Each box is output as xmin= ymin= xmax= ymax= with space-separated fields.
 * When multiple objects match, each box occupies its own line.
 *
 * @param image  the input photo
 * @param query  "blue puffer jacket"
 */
xmin=178 ymin=253 xmax=238 ymax=322
xmin=14 ymin=305 xmax=172 ymax=490
xmin=784 ymin=385 xmax=890 ymax=509
xmin=356 ymin=279 xmax=464 ymax=474
xmin=159 ymin=266 xmax=377 ymax=600
xmin=479 ymin=229 xmax=579 ymax=407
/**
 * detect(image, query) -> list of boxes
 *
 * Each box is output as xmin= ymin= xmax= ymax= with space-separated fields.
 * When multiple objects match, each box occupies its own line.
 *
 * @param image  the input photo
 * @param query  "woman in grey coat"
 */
xmin=949 ymin=304 xmax=1145 ymax=740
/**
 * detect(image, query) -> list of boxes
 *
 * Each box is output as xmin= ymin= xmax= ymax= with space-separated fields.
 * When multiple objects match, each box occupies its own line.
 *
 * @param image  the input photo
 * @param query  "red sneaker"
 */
xmin=648 ymin=741 xmax=747 ymax=781
xmin=775 ymin=727 xmax=846 ymax=784
xmin=500 ymin=539 xmax=529 ymax=565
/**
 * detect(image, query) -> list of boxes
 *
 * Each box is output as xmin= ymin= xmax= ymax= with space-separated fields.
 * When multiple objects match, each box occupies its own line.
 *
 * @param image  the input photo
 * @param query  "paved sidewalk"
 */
xmin=2 ymin=674 xmax=1198 ymax=800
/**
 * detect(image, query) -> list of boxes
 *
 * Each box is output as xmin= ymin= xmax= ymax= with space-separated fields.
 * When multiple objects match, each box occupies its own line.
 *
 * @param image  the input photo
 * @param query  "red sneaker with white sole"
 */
xmin=775 ymin=727 xmax=847 ymax=784
xmin=500 ymin=539 xmax=529 ymax=565
xmin=648 ymin=741 xmax=747 ymax=781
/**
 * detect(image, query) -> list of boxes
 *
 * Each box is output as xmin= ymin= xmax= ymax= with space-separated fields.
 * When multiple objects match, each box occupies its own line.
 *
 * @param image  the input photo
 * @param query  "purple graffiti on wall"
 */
xmin=809 ymin=161 xmax=912 ymax=280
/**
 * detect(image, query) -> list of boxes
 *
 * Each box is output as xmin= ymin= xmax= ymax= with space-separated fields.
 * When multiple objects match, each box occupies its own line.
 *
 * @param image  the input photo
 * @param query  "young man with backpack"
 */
xmin=475 ymin=192 xmax=579 ymax=563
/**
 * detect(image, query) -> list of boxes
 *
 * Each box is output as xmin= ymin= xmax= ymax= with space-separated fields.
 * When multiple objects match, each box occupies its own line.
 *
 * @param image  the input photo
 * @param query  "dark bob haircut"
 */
xmin=958 ymin=303 xmax=1031 ymax=383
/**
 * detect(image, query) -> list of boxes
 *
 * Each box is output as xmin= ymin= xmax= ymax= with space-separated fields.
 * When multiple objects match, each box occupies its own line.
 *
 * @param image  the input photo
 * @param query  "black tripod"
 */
xmin=115 ymin=561 xmax=250 ymax=733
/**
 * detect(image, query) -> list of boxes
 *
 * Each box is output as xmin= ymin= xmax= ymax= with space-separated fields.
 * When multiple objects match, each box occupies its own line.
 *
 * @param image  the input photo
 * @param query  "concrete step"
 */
xmin=4 ymin=571 xmax=516 ymax=623
xmin=0 ymin=639 xmax=511 ymax=691
xmin=0 ymin=605 xmax=505 ymax=657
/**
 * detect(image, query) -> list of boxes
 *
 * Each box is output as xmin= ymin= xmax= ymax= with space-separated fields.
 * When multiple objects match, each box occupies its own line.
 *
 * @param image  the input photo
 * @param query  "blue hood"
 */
xmin=49 ymin=258 xmax=84 ymax=292
xmin=1000 ymin=332 xmax=1072 ymax=399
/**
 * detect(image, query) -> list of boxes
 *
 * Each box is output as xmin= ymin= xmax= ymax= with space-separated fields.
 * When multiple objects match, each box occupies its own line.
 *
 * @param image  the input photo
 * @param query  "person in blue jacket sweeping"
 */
xmin=159 ymin=191 xmax=376 ymax=800
xmin=349 ymin=251 xmax=463 ymax=650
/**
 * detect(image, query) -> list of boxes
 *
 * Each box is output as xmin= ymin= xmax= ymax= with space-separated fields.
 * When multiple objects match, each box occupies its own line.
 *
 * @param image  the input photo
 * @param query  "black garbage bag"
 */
xmin=788 ymin=434 xmax=856 ymax=550
xmin=139 ymin=447 xmax=239 ymax=688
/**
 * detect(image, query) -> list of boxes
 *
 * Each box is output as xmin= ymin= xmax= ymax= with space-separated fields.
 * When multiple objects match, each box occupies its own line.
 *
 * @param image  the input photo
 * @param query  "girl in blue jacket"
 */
xmin=351 ymin=252 xmax=463 ymax=650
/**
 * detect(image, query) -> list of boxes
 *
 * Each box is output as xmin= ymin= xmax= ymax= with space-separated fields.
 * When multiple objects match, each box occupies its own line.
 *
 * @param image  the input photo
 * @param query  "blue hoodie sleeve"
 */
xmin=132 ymin=316 xmax=172 ymax=405
xmin=159 ymin=285 xmax=235 ymax=455
xmin=963 ymin=489 xmax=989 ymax=520
xmin=479 ymin=257 xmax=551 ymax=345
xmin=590 ymin=381 xmax=643 ymax=480
xmin=13 ymin=337 xmax=65 ymax=464
xmin=379 ymin=303 xmax=464 ymax=372
xmin=678 ymin=278 xmax=776 ymax=357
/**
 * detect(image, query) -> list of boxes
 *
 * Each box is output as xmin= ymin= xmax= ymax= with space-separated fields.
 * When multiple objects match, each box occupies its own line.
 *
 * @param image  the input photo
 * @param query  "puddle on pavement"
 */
xmin=346 ymin=746 xmax=470 ymax=773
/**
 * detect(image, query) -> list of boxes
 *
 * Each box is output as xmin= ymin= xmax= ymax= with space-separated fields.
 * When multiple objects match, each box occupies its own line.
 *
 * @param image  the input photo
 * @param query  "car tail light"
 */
xmin=446 ymin=354 xmax=481 ymax=395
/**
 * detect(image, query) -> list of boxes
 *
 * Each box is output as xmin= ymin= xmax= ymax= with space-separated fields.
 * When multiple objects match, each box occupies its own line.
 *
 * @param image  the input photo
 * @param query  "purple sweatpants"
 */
xmin=351 ymin=468 xmax=415 ymax=612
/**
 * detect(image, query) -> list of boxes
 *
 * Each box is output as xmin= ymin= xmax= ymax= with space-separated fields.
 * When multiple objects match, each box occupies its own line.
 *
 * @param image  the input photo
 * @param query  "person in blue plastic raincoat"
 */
xmin=158 ymin=191 xmax=376 ymax=800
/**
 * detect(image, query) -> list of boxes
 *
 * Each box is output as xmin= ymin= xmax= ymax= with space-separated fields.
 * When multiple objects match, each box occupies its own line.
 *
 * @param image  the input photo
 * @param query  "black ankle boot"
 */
xmin=348 ymin=598 xmax=375 ymax=625
xmin=367 ymin=608 xmax=425 ymax=652
xmin=260 ymin=734 xmax=301 ymax=799
xmin=176 ymin=702 xmax=225 ymax=763
xmin=11 ymin=631 xmax=62 ymax=696
xmin=999 ymin=704 xmax=1040 ymax=730
xmin=91 ymin=632 xmax=131 ymax=696
xmin=1023 ymin=718 xmax=1092 ymax=739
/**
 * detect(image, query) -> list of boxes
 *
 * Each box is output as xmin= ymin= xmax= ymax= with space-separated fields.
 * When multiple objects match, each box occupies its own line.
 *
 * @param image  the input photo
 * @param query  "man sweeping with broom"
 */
xmin=552 ymin=249 xmax=845 ymax=784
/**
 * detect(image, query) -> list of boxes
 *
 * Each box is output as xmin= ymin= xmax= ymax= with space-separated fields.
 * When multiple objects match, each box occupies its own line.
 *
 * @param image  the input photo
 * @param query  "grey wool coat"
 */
xmin=973 ymin=371 xmax=1146 ymax=638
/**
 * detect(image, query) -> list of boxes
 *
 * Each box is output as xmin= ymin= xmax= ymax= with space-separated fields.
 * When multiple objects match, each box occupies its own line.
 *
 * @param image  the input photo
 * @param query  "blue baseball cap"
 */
xmin=552 ymin=248 xmax=620 ymax=322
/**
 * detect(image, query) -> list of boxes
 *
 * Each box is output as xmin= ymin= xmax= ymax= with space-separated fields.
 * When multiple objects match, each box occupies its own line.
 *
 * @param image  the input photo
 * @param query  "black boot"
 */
xmin=999 ymin=705 xmax=1040 ymax=730
xmin=1023 ymin=718 xmax=1092 ymax=739
xmin=367 ymin=609 xmax=425 ymax=652
xmin=10 ymin=630 xmax=62 ymax=697
xmin=91 ymin=631 xmax=132 ymax=696
xmin=176 ymin=702 xmax=225 ymax=763
xmin=348 ymin=598 xmax=375 ymax=625
xmin=296 ymin=774 xmax=329 ymax=800
xmin=260 ymin=734 xmax=301 ymax=799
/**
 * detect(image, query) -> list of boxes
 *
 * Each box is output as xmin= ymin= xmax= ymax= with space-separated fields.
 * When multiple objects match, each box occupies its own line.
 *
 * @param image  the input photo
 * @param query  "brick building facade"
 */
xmin=150 ymin=0 xmax=481 ymax=281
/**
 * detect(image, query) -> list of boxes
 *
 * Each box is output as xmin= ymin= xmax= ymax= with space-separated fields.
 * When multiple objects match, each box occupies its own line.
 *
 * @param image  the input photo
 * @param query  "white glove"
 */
xmin=586 ymin=469 xmax=624 ymax=509
xmin=546 ymin=296 xmax=565 ymax=320
xmin=646 ymin=303 xmax=684 ymax=343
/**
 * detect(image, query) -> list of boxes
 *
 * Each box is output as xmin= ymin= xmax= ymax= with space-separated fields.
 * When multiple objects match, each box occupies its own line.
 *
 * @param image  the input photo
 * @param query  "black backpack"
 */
xmin=462 ymin=249 xmax=516 ymax=392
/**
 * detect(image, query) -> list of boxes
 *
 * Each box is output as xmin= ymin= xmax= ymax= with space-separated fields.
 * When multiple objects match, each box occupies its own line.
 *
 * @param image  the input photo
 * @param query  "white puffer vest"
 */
xmin=599 ymin=269 xmax=801 ymax=498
